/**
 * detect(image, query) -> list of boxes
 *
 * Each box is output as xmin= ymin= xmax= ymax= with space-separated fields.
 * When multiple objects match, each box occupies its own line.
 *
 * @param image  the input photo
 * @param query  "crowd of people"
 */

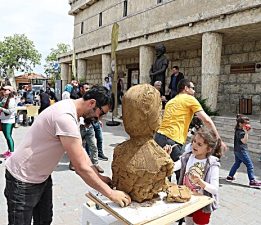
xmin=0 ymin=68 xmax=260 ymax=225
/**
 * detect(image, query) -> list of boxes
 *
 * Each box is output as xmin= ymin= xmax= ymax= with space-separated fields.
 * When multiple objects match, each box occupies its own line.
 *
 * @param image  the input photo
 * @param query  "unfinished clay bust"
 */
xmin=112 ymin=84 xmax=173 ymax=202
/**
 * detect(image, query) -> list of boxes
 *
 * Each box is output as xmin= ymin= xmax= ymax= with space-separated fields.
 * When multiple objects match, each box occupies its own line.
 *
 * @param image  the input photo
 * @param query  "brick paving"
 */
xmin=0 ymin=117 xmax=260 ymax=225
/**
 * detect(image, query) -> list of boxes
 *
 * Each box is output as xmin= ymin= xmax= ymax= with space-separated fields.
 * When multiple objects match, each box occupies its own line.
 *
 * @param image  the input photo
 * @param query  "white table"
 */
xmin=82 ymin=203 xmax=124 ymax=225
xmin=83 ymin=190 xmax=214 ymax=225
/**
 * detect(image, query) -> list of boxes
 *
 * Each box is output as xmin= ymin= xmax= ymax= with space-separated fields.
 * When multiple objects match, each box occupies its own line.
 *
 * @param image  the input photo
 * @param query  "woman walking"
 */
xmin=0 ymin=85 xmax=16 ymax=159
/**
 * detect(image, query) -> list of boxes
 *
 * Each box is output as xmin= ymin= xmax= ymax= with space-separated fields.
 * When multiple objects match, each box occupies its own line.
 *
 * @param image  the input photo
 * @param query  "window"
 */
xmin=99 ymin=12 xmax=102 ymax=27
xmin=80 ymin=22 xmax=84 ymax=34
xmin=123 ymin=0 xmax=128 ymax=17
xmin=157 ymin=0 xmax=163 ymax=4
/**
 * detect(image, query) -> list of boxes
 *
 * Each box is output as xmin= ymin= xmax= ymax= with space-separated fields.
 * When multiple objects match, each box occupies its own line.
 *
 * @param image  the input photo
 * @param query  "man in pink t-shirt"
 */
xmin=4 ymin=86 xmax=131 ymax=225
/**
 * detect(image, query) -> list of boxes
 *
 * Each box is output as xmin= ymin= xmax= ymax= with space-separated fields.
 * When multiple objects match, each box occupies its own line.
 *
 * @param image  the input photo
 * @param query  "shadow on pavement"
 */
xmin=219 ymin=177 xmax=251 ymax=188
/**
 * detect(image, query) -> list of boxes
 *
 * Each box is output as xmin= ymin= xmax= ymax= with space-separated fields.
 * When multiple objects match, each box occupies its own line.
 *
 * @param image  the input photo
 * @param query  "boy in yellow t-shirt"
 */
xmin=155 ymin=79 xmax=225 ymax=181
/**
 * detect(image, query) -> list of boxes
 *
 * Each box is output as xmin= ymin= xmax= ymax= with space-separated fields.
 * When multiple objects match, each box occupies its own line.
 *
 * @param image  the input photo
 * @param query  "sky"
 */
xmin=0 ymin=0 xmax=74 ymax=75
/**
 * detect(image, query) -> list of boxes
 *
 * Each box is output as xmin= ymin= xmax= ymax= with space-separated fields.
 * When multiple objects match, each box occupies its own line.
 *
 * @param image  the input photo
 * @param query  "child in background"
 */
xmin=226 ymin=114 xmax=261 ymax=188
xmin=15 ymin=96 xmax=27 ymax=126
xmin=178 ymin=127 xmax=224 ymax=225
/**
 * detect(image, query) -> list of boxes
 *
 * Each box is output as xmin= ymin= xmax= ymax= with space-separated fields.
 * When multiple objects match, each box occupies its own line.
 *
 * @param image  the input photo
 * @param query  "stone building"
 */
xmin=58 ymin=0 xmax=261 ymax=115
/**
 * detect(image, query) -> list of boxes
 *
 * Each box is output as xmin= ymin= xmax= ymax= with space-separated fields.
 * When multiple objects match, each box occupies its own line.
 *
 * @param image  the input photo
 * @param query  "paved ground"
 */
xmin=0 ymin=116 xmax=260 ymax=225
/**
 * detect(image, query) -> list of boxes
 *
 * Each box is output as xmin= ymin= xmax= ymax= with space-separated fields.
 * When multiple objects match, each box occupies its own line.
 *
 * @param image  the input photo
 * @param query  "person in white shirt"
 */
xmin=179 ymin=127 xmax=224 ymax=225
xmin=103 ymin=76 xmax=112 ymax=91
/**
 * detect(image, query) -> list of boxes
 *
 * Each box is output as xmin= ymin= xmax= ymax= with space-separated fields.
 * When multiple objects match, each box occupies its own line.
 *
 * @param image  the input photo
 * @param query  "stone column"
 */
xmin=68 ymin=65 xmax=72 ymax=83
xmin=102 ymin=54 xmax=111 ymax=82
xmin=61 ymin=63 xmax=69 ymax=82
xmin=77 ymin=59 xmax=87 ymax=82
xmin=139 ymin=46 xmax=154 ymax=84
xmin=201 ymin=32 xmax=222 ymax=111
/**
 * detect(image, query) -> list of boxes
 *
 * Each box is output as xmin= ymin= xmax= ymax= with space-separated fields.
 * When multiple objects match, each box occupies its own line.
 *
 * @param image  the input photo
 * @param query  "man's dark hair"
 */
xmin=172 ymin=66 xmax=179 ymax=70
xmin=82 ymin=85 xmax=112 ymax=108
xmin=177 ymin=78 xmax=191 ymax=94
xmin=79 ymin=82 xmax=90 ymax=89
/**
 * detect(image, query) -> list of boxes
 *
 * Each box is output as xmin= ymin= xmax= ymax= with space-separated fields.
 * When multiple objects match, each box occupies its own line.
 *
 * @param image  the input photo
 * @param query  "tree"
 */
xmin=0 ymin=34 xmax=41 ymax=88
xmin=44 ymin=43 xmax=71 ymax=80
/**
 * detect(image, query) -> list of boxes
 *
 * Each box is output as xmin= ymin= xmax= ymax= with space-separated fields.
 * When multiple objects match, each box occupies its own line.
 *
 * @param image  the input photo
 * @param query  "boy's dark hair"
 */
xmin=195 ymin=127 xmax=224 ymax=159
xmin=172 ymin=66 xmax=179 ymax=70
xmin=177 ymin=78 xmax=191 ymax=94
xmin=235 ymin=114 xmax=249 ymax=129
xmin=20 ymin=97 xmax=25 ymax=100
xmin=82 ymin=85 xmax=112 ymax=108
xmin=79 ymin=82 xmax=90 ymax=89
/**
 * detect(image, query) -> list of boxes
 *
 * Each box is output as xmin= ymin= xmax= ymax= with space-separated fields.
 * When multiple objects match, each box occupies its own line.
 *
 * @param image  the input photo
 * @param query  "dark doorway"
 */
xmin=126 ymin=63 xmax=139 ymax=89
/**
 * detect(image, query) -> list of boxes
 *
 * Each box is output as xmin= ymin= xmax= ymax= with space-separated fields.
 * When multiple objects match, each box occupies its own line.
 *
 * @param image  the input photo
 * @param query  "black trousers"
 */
xmin=154 ymin=132 xmax=184 ymax=182
xmin=4 ymin=170 xmax=53 ymax=225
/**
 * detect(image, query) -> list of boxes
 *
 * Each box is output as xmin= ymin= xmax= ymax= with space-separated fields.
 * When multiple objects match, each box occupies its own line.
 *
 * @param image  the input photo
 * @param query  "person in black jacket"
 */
xmin=168 ymin=66 xmax=184 ymax=98
xmin=38 ymin=90 xmax=51 ymax=114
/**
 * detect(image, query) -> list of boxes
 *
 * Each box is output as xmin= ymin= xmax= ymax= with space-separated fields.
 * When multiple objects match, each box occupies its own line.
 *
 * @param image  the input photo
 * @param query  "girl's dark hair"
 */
xmin=82 ymin=85 xmax=112 ymax=108
xmin=235 ymin=114 xmax=249 ymax=129
xmin=195 ymin=127 xmax=224 ymax=159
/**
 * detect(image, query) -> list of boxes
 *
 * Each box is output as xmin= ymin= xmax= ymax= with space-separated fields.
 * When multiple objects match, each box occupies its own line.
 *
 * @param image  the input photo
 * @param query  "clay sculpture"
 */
xmin=166 ymin=184 xmax=191 ymax=203
xmin=112 ymin=84 xmax=173 ymax=202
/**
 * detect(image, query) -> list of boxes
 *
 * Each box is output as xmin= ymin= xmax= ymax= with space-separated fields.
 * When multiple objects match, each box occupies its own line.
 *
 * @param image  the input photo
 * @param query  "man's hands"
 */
xmin=109 ymin=190 xmax=131 ymax=207
xmin=98 ymin=174 xmax=131 ymax=207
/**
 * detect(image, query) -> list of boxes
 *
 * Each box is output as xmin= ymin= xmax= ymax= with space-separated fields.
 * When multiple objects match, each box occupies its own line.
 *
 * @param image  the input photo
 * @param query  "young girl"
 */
xmin=179 ymin=127 xmax=223 ymax=225
xmin=0 ymin=85 xmax=16 ymax=159
xmin=226 ymin=114 xmax=261 ymax=188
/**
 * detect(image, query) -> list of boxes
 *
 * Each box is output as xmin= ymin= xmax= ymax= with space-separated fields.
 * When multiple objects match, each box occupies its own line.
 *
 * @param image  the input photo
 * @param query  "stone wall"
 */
xmin=84 ymin=40 xmax=261 ymax=115
xmin=85 ymin=56 xmax=139 ymax=87
xmin=73 ymin=0 xmax=260 ymax=53
xmin=167 ymin=40 xmax=261 ymax=115
xmin=218 ymin=40 xmax=261 ymax=115
xmin=85 ymin=62 xmax=102 ymax=85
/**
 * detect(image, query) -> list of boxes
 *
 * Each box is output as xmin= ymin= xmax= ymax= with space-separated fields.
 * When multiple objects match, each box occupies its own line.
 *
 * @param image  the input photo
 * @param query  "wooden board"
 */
xmin=86 ymin=190 xmax=214 ymax=225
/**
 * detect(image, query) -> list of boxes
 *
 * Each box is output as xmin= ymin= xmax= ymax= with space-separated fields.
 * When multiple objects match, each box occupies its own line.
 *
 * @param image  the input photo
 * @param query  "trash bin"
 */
xmin=239 ymin=97 xmax=252 ymax=115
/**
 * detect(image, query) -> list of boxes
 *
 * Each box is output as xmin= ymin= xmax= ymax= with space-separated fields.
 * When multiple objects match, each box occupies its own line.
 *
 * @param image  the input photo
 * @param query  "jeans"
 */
xmin=228 ymin=150 xmax=255 ymax=181
xmin=80 ymin=125 xmax=99 ymax=165
xmin=92 ymin=121 xmax=103 ymax=155
xmin=154 ymin=132 xmax=184 ymax=182
xmin=4 ymin=170 xmax=53 ymax=225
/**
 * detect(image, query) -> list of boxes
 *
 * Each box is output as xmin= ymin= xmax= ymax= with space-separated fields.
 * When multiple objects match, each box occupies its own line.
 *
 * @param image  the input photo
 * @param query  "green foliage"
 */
xmin=44 ymin=43 xmax=71 ymax=79
xmin=196 ymin=97 xmax=219 ymax=116
xmin=0 ymin=34 xmax=41 ymax=77
xmin=79 ymin=77 xmax=86 ymax=83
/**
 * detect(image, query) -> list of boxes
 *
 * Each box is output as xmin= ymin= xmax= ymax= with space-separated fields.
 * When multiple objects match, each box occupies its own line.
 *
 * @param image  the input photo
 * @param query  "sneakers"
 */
xmin=0 ymin=151 xmax=12 ymax=159
xmin=226 ymin=176 xmax=235 ymax=182
xmin=94 ymin=165 xmax=104 ymax=173
xmin=98 ymin=153 xmax=108 ymax=161
xmin=249 ymin=180 xmax=261 ymax=188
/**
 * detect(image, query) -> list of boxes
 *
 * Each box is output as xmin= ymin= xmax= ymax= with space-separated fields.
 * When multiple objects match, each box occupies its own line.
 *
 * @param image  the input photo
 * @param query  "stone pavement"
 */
xmin=0 ymin=117 xmax=260 ymax=225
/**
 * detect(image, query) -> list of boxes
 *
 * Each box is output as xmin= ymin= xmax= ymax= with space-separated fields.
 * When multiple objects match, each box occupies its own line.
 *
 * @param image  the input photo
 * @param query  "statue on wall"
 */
xmin=112 ymin=84 xmax=173 ymax=203
xmin=149 ymin=43 xmax=169 ymax=95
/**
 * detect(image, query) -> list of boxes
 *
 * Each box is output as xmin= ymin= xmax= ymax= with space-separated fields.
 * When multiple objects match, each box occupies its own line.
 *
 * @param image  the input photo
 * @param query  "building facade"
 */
xmin=58 ymin=0 xmax=261 ymax=115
